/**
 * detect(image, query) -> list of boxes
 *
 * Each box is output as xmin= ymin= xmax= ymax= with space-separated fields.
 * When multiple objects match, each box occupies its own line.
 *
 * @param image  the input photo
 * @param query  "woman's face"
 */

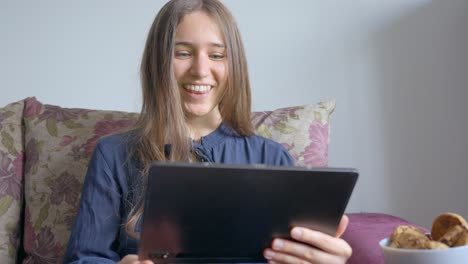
xmin=173 ymin=11 xmax=228 ymax=121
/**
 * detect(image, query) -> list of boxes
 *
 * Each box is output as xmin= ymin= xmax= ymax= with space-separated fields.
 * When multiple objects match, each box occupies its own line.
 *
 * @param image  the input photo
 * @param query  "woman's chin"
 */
xmin=183 ymin=105 xmax=221 ymax=123
xmin=184 ymin=108 xmax=213 ymax=119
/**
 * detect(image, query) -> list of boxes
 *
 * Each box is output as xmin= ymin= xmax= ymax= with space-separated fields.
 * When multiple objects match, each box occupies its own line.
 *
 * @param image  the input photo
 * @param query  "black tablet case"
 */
xmin=139 ymin=162 xmax=358 ymax=263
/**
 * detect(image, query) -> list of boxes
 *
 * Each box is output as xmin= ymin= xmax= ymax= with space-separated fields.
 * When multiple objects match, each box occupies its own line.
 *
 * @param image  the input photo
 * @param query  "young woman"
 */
xmin=63 ymin=0 xmax=352 ymax=263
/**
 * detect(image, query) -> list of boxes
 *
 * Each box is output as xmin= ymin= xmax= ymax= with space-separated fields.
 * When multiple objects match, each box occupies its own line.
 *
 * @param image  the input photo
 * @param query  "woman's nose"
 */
xmin=190 ymin=55 xmax=209 ymax=78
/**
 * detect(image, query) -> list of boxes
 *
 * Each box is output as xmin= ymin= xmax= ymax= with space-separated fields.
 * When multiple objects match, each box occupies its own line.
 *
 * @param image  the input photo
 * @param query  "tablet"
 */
xmin=138 ymin=162 xmax=358 ymax=263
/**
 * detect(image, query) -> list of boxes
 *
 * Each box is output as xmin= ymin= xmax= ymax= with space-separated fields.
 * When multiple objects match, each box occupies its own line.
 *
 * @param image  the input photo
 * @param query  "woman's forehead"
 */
xmin=175 ymin=11 xmax=226 ymax=47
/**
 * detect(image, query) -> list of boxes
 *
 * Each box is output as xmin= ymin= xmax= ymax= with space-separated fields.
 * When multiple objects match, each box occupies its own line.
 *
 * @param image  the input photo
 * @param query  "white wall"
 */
xmin=1 ymin=0 xmax=467 ymax=229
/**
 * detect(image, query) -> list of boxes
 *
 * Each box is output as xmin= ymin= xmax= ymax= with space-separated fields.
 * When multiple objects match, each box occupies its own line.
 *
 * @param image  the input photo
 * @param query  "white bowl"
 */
xmin=379 ymin=238 xmax=468 ymax=264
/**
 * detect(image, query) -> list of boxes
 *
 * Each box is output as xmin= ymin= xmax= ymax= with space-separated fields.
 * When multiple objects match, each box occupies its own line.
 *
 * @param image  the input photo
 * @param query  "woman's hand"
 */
xmin=263 ymin=215 xmax=352 ymax=264
xmin=117 ymin=254 xmax=154 ymax=264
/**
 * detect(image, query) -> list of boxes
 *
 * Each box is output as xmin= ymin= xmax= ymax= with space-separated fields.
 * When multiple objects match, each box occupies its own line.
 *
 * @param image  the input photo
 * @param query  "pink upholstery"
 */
xmin=343 ymin=213 xmax=428 ymax=264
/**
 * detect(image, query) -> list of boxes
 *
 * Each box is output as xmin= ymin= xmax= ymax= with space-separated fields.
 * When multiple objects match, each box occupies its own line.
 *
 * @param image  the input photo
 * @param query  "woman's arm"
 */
xmin=63 ymin=142 xmax=124 ymax=263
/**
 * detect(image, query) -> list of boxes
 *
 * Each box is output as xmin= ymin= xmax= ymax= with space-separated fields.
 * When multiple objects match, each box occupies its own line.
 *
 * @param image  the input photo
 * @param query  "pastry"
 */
xmin=431 ymin=212 xmax=468 ymax=241
xmin=389 ymin=225 xmax=429 ymax=249
xmin=388 ymin=212 xmax=468 ymax=250
xmin=424 ymin=240 xmax=449 ymax=249
xmin=438 ymin=225 xmax=467 ymax=247
xmin=453 ymin=230 xmax=468 ymax=247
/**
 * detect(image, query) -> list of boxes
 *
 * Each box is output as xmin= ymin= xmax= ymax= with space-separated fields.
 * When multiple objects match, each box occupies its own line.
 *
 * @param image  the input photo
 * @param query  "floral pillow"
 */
xmin=0 ymin=100 xmax=25 ymax=264
xmin=20 ymin=97 xmax=334 ymax=263
xmin=251 ymin=100 xmax=335 ymax=167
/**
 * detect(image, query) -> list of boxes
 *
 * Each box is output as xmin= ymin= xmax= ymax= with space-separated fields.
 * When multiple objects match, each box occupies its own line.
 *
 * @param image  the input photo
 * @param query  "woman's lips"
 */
xmin=183 ymin=84 xmax=212 ymax=94
xmin=182 ymin=84 xmax=213 ymax=98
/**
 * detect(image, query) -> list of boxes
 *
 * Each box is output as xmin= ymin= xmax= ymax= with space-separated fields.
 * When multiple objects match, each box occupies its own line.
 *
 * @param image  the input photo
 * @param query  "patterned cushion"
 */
xmin=251 ymin=101 xmax=335 ymax=167
xmin=0 ymin=100 xmax=25 ymax=264
xmin=21 ymin=98 xmax=138 ymax=263
xmin=21 ymin=97 xmax=334 ymax=263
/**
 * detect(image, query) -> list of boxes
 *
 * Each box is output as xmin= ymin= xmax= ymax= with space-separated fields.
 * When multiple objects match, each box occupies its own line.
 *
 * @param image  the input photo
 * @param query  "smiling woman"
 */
xmin=61 ymin=1 xmax=352 ymax=264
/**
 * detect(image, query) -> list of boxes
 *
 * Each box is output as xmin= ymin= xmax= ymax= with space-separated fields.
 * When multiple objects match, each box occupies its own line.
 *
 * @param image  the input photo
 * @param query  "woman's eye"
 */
xmin=175 ymin=52 xmax=191 ymax=58
xmin=210 ymin=54 xmax=225 ymax=60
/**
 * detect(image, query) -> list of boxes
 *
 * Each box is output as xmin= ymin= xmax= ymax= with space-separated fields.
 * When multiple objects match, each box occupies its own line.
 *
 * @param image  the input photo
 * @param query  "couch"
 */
xmin=0 ymin=97 xmax=421 ymax=264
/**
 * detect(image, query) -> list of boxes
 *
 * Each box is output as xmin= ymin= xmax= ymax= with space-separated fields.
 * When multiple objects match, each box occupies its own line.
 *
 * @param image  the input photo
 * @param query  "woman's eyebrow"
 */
xmin=210 ymin=42 xmax=225 ymax=48
xmin=175 ymin=41 xmax=225 ymax=48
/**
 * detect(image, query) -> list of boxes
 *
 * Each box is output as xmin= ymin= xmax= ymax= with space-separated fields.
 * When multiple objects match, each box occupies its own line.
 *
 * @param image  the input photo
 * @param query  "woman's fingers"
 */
xmin=290 ymin=226 xmax=352 ymax=257
xmin=262 ymin=223 xmax=352 ymax=263
xmin=264 ymin=238 xmax=338 ymax=264
xmin=117 ymin=254 xmax=154 ymax=264
xmin=335 ymin=214 xmax=349 ymax=238
xmin=117 ymin=255 xmax=138 ymax=264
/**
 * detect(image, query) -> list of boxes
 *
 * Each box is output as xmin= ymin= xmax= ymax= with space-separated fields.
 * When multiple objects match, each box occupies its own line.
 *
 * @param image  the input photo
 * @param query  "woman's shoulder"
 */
xmin=218 ymin=125 xmax=287 ymax=152
xmin=246 ymin=133 xmax=285 ymax=148
xmin=219 ymin=131 xmax=294 ymax=166
xmin=88 ymin=131 xmax=141 ymax=176
xmin=246 ymin=134 xmax=294 ymax=166
xmin=94 ymin=130 xmax=136 ymax=155
xmin=247 ymin=134 xmax=292 ymax=158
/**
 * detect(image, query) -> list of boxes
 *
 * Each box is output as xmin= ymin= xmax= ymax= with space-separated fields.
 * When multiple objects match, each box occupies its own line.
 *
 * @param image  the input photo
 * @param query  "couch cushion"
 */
xmin=251 ymin=100 xmax=335 ymax=167
xmin=343 ymin=213 xmax=429 ymax=264
xmin=21 ymin=98 xmax=138 ymax=263
xmin=0 ymin=99 xmax=25 ymax=264
xmin=21 ymin=97 xmax=334 ymax=263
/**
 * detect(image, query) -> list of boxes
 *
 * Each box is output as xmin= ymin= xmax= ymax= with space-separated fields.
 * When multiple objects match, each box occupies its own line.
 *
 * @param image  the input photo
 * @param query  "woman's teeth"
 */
xmin=184 ymin=85 xmax=211 ymax=93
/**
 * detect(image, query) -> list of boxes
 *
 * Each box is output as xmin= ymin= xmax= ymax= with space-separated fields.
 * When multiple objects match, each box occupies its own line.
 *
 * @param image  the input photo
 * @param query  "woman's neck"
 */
xmin=186 ymin=114 xmax=222 ymax=142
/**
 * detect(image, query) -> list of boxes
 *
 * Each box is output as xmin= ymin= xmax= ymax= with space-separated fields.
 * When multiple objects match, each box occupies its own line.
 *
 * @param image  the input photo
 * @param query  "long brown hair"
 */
xmin=126 ymin=0 xmax=254 ymax=237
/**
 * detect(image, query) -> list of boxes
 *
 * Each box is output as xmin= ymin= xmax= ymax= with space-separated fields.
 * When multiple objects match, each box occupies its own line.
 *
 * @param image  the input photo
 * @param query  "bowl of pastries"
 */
xmin=379 ymin=212 xmax=468 ymax=264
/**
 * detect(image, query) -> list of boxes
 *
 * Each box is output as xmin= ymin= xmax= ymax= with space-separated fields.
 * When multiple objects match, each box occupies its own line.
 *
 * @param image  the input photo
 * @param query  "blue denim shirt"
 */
xmin=63 ymin=123 xmax=294 ymax=264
